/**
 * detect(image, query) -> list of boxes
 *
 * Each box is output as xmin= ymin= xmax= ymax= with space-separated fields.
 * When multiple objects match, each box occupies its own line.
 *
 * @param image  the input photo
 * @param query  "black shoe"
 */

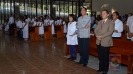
xmin=68 ymin=57 xmax=73 ymax=60
xmin=71 ymin=57 xmax=76 ymax=60
xmin=76 ymin=62 xmax=83 ymax=64
xmin=83 ymin=64 xmax=87 ymax=67
xmin=102 ymin=73 xmax=107 ymax=74
xmin=97 ymin=70 xmax=102 ymax=72
xmin=97 ymin=70 xmax=102 ymax=74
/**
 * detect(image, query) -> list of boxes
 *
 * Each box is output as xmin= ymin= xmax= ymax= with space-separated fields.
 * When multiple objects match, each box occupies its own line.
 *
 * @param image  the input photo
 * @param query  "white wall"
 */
xmin=92 ymin=0 xmax=133 ymax=16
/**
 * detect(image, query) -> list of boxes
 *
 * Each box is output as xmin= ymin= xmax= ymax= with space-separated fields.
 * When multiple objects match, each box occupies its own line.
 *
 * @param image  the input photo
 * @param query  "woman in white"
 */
xmin=22 ymin=15 xmax=29 ymax=41
xmin=38 ymin=19 xmax=44 ymax=40
xmin=32 ymin=19 xmax=37 ymax=27
xmin=112 ymin=12 xmax=123 ymax=39
xmin=49 ymin=17 xmax=55 ymax=35
xmin=67 ymin=14 xmax=78 ymax=60
xmin=44 ymin=15 xmax=49 ymax=26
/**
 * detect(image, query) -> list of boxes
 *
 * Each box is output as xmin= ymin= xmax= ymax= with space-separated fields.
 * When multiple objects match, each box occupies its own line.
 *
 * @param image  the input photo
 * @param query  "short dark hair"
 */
xmin=102 ymin=9 xmax=109 ymax=14
xmin=81 ymin=7 xmax=87 ymax=11
xmin=128 ymin=13 xmax=132 ymax=15
xmin=113 ymin=11 xmax=120 ymax=17
xmin=69 ymin=14 xmax=76 ymax=21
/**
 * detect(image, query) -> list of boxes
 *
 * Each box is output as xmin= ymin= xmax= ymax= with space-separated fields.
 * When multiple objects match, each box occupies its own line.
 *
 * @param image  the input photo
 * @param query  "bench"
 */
xmin=66 ymin=35 xmax=133 ymax=74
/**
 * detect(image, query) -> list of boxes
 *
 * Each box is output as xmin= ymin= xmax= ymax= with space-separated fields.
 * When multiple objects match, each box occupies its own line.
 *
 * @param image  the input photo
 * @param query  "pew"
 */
xmin=29 ymin=26 xmax=41 ymax=41
xmin=54 ymin=25 xmax=64 ymax=38
xmin=66 ymin=35 xmax=133 ymax=74
xmin=44 ymin=25 xmax=53 ymax=40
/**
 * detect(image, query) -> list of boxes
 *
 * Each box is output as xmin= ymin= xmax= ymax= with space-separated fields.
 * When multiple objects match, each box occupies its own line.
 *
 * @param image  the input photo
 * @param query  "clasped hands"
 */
xmin=128 ymin=32 xmax=133 ymax=38
xmin=96 ymin=35 xmax=102 ymax=41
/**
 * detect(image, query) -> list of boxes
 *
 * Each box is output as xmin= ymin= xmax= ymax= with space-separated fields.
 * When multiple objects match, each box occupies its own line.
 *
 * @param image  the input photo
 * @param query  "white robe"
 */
xmin=49 ymin=20 xmax=55 ymax=34
xmin=67 ymin=22 xmax=78 ymax=45
xmin=23 ymin=19 xmax=29 ymax=39
xmin=38 ymin=22 xmax=44 ymax=35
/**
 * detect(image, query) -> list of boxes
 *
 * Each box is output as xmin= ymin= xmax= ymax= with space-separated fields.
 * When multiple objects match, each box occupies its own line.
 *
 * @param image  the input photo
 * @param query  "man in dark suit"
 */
xmin=94 ymin=9 xmax=114 ymax=74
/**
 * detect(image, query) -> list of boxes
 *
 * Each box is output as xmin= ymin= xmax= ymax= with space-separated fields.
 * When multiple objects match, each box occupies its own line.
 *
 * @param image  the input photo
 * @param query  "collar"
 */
xmin=102 ymin=18 xmax=108 ymax=23
xmin=82 ymin=15 xmax=87 ymax=18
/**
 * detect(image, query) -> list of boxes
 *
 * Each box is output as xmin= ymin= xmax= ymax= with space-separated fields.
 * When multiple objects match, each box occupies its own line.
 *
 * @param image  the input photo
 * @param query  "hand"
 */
xmin=114 ymin=30 xmax=118 ymax=33
xmin=96 ymin=36 xmax=101 ymax=41
xmin=76 ymin=23 xmax=78 ymax=26
xmin=84 ymin=25 xmax=89 ymax=29
xmin=128 ymin=32 xmax=133 ymax=38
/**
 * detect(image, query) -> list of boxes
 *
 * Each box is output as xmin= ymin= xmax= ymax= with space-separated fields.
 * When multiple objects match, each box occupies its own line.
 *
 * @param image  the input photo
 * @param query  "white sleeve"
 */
xmin=117 ymin=21 xmax=123 ymax=33
xmin=126 ymin=17 xmax=130 ymax=26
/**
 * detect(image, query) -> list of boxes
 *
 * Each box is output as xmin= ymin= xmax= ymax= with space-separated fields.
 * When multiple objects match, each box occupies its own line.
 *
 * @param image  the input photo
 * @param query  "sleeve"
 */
xmin=76 ymin=18 xmax=81 ymax=29
xmin=94 ymin=22 xmax=100 ymax=36
xmin=117 ymin=21 xmax=123 ymax=33
xmin=126 ymin=17 xmax=130 ymax=26
xmin=86 ymin=16 xmax=91 ymax=26
xmin=101 ymin=22 xmax=115 ymax=39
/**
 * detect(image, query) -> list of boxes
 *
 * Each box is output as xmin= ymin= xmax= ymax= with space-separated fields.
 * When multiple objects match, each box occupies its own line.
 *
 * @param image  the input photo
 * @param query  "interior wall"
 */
xmin=92 ymin=0 xmax=133 ymax=16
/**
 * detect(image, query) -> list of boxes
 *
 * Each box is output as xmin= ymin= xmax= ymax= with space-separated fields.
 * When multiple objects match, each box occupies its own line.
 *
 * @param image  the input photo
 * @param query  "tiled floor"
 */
xmin=0 ymin=32 xmax=97 ymax=74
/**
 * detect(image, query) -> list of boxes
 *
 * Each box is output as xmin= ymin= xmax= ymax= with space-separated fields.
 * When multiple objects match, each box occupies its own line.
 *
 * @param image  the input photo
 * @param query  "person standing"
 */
xmin=22 ymin=15 xmax=29 ymax=42
xmin=94 ymin=9 xmax=114 ymax=74
xmin=16 ymin=18 xmax=23 ymax=39
xmin=67 ymin=14 xmax=78 ymax=61
xmin=76 ymin=7 xmax=91 ymax=67
xmin=8 ymin=14 xmax=14 ymax=35
xmin=112 ymin=12 xmax=123 ymax=39
xmin=126 ymin=8 xmax=133 ymax=41
xmin=38 ymin=19 xmax=44 ymax=40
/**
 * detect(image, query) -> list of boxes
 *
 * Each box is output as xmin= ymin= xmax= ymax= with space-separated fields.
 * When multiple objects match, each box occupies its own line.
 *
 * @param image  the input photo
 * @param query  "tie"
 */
xmin=102 ymin=20 xmax=105 ymax=27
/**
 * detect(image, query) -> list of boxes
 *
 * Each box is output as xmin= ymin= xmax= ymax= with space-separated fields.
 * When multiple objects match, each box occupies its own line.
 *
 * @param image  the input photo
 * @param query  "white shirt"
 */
xmin=44 ymin=19 xmax=49 ymax=26
xmin=8 ymin=16 xmax=14 ymax=25
xmin=16 ymin=20 xmax=23 ymax=28
xmin=31 ymin=18 xmax=35 ymax=23
xmin=112 ymin=19 xmax=123 ymax=37
xmin=127 ymin=16 xmax=133 ymax=33
xmin=27 ymin=18 xmax=31 ymax=23
xmin=32 ymin=21 xmax=37 ymax=26
xmin=126 ymin=15 xmax=133 ymax=41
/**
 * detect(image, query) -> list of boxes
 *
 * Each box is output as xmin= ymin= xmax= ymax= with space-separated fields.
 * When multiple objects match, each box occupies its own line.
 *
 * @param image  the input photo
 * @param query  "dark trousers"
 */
xmin=9 ymin=25 xmax=14 ymax=35
xmin=17 ymin=29 xmax=23 ymax=39
xmin=97 ymin=44 xmax=110 ymax=73
xmin=78 ymin=38 xmax=90 ymax=65
xmin=69 ymin=45 xmax=76 ymax=58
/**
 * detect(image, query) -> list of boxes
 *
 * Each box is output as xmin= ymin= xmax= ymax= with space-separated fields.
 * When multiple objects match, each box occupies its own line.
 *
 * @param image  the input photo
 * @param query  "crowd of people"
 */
xmin=91 ymin=11 xmax=133 ymax=40
xmin=1 ymin=6 xmax=133 ymax=74
xmin=2 ymin=14 xmax=68 ymax=41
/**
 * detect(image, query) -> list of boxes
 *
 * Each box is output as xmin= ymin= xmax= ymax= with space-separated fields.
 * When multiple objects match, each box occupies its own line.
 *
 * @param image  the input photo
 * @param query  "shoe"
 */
xmin=83 ymin=64 xmax=87 ymax=67
xmin=97 ymin=70 xmax=102 ymax=72
xmin=76 ymin=62 xmax=83 ymax=64
xmin=71 ymin=57 xmax=76 ymax=60
xmin=97 ymin=70 xmax=102 ymax=74
xmin=68 ymin=57 xmax=73 ymax=60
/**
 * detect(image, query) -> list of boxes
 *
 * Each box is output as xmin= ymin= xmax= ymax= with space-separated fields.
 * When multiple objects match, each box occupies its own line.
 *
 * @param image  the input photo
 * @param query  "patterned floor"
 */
xmin=0 ymin=32 xmax=97 ymax=74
